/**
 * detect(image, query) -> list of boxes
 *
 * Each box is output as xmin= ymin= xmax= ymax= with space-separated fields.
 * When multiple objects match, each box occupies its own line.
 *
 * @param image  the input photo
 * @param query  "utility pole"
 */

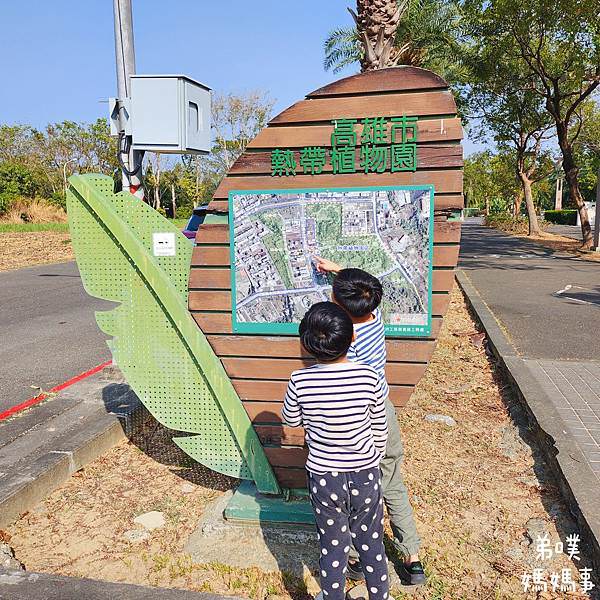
xmin=113 ymin=0 xmax=144 ymax=199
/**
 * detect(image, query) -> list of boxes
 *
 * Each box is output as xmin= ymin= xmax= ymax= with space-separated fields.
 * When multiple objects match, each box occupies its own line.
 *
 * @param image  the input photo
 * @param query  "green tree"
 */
xmin=572 ymin=100 xmax=600 ymax=204
xmin=464 ymin=150 xmax=520 ymax=214
xmin=461 ymin=0 xmax=600 ymax=247
xmin=466 ymin=53 xmax=555 ymax=234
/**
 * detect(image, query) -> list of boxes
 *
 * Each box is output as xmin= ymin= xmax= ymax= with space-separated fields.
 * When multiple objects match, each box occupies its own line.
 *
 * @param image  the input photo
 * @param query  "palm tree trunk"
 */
xmin=352 ymin=0 xmax=403 ymax=71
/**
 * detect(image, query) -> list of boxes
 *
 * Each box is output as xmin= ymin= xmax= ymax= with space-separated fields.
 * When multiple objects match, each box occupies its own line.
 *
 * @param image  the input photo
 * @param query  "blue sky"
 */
xmin=0 ymin=0 xmax=480 ymax=154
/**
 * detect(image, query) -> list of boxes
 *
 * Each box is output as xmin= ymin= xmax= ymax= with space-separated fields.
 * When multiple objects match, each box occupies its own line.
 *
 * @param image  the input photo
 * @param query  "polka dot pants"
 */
xmin=308 ymin=467 xmax=389 ymax=600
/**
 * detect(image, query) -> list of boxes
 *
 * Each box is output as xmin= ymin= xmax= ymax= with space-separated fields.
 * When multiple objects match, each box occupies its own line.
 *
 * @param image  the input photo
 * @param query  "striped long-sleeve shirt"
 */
xmin=347 ymin=308 xmax=389 ymax=398
xmin=282 ymin=362 xmax=388 ymax=474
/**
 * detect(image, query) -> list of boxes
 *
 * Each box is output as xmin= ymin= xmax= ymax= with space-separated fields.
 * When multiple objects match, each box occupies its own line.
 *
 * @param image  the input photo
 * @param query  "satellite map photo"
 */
xmin=230 ymin=186 xmax=433 ymax=336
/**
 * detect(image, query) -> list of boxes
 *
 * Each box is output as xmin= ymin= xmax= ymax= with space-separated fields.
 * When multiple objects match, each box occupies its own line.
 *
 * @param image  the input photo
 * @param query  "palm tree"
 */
xmin=352 ymin=0 xmax=405 ymax=71
xmin=324 ymin=0 xmax=463 ymax=80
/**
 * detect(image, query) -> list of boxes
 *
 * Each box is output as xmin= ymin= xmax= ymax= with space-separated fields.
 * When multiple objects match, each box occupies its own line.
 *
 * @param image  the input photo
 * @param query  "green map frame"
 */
xmin=228 ymin=185 xmax=434 ymax=338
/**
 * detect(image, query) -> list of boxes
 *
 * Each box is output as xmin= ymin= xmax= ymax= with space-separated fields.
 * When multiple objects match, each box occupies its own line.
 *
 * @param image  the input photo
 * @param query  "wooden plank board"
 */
xmin=191 ymin=244 xmax=458 ymax=268
xmin=243 ymin=386 xmax=411 ymax=425
xmin=193 ymin=223 xmax=230 ymax=245
xmin=248 ymin=118 xmax=463 ymax=149
xmin=273 ymin=467 xmax=306 ymax=489
xmin=191 ymin=291 xmax=450 ymax=319
xmin=306 ymin=67 xmax=448 ymax=97
xmin=254 ymin=425 xmax=305 ymax=446
xmin=213 ymin=170 xmax=463 ymax=199
xmin=270 ymin=91 xmax=457 ymax=124
xmin=206 ymin=194 xmax=464 ymax=213
xmin=193 ymin=312 xmax=444 ymax=336
xmin=223 ymin=357 xmax=426 ymax=384
xmin=189 ymin=268 xmax=456 ymax=293
xmin=236 ymin=381 xmax=412 ymax=405
xmin=195 ymin=220 xmax=462 ymax=245
xmin=204 ymin=334 xmax=436 ymax=362
xmin=231 ymin=145 xmax=463 ymax=175
xmin=264 ymin=447 xmax=308 ymax=468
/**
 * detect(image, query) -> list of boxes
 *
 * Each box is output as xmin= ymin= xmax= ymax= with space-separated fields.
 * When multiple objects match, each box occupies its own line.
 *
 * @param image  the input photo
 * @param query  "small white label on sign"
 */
xmin=153 ymin=232 xmax=176 ymax=257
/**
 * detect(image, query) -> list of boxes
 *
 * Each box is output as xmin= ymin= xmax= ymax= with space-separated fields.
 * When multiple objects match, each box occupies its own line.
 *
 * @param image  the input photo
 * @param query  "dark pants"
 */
xmin=308 ymin=467 xmax=389 ymax=600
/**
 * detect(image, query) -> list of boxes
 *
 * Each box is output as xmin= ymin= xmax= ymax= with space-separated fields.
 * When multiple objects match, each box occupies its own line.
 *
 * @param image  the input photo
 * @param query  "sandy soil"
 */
xmin=4 ymin=288 xmax=596 ymax=599
xmin=0 ymin=232 xmax=74 ymax=271
xmin=514 ymin=232 xmax=600 ymax=262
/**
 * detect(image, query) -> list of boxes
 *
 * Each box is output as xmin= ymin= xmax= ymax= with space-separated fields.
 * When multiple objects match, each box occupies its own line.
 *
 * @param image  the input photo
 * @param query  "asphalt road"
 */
xmin=459 ymin=221 xmax=599 ymax=360
xmin=0 ymin=261 xmax=113 ymax=413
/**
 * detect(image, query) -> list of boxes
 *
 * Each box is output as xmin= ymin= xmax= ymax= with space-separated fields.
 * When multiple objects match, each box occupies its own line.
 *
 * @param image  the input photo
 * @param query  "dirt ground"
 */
xmin=0 ymin=232 xmax=74 ymax=271
xmin=4 ymin=288 xmax=597 ymax=599
xmin=514 ymin=231 xmax=600 ymax=262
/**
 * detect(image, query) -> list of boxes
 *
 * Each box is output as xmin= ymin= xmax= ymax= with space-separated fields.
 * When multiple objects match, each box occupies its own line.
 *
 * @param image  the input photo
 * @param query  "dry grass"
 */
xmin=0 ymin=231 xmax=73 ymax=271
xmin=5 ymin=289 xmax=596 ymax=599
xmin=514 ymin=232 xmax=600 ymax=262
xmin=0 ymin=198 xmax=72 ymax=271
xmin=2 ymin=198 xmax=68 ymax=224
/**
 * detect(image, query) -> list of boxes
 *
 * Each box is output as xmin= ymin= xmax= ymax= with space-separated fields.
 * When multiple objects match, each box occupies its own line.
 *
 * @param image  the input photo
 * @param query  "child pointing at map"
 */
xmin=312 ymin=257 xmax=426 ymax=586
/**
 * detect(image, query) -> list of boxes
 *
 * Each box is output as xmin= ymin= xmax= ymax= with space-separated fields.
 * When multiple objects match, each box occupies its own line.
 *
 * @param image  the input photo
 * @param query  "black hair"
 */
xmin=299 ymin=302 xmax=354 ymax=362
xmin=332 ymin=268 xmax=383 ymax=318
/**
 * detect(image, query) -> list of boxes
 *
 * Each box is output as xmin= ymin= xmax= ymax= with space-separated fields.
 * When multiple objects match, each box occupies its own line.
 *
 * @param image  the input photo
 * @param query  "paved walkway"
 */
xmin=524 ymin=359 xmax=600 ymax=478
xmin=0 ymin=261 xmax=112 ymax=412
xmin=458 ymin=221 xmax=600 ymax=569
xmin=459 ymin=222 xmax=600 ymax=479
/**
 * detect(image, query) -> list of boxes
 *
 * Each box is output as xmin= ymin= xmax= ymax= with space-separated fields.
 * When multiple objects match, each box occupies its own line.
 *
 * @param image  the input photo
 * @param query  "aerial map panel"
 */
xmin=229 ymin=186 xmax=433 ymax=337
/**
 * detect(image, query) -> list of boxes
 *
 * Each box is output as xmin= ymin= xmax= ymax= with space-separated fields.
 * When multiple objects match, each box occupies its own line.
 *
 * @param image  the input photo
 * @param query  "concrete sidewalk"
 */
xmin=0 ymin=365 xmax=142 ymax=529
xmin=458 ymin=222 xmax=600 ymax=572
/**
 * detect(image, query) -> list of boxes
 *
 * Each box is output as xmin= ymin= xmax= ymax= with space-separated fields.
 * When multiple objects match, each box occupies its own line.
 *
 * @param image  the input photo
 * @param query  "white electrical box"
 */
xmin=129 ymin=75 xmax=211 ymax=154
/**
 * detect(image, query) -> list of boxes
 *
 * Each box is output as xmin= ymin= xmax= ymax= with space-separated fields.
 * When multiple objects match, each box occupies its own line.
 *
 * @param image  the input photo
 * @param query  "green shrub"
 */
xmin=484 ymin=213 xmax=550 ymax=234
xmin=543 ymin=209 xmax=577 ymax=225
xmin=0 ymin=162 xmax=39 ymax=198
xmin=0 ymin=191 xmax=17 ymax=215
xmin=50 ymin=191 xmax=67 ymax=210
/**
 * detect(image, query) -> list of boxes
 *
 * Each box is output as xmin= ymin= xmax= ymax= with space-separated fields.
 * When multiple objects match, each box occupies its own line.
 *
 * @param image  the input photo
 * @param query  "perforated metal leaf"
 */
xmin=67 ymin=174 xmax=279 ymax=493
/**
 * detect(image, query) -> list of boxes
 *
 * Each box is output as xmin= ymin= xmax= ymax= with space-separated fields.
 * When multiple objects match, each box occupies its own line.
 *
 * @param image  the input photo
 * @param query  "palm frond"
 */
xmin=323 ymin=26 xmax=361 ymax=73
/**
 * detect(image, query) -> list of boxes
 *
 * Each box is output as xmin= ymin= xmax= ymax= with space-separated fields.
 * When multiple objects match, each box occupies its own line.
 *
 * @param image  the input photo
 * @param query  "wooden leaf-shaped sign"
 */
xmin=189 ymin=67 xmax=463 ymax=489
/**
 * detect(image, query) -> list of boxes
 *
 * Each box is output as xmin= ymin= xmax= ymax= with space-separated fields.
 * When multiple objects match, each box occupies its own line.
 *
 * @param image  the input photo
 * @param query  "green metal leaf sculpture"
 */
xmin=67 ymin=174 xmax=280 ymax=494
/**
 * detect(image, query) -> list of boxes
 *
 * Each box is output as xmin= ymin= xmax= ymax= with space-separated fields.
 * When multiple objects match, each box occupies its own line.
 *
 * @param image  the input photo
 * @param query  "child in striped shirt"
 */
xmin=314 ymin=259 xmax=426 ymax=586
xmin=282 ymin=302 xmax=389 ymax=600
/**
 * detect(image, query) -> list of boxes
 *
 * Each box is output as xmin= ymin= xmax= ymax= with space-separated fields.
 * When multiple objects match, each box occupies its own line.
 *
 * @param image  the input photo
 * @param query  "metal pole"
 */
xmin=593 ymin=164 xmax=600 ymax=251
xmin=113 ymin=0 xmax=144 ymax=199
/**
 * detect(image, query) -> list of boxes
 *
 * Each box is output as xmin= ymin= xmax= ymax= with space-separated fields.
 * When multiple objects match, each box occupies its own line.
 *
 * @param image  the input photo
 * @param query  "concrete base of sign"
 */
xmin=224 ymin=481 xmax=314 ymax=526
xmin=185 ymin=488 xmax=408 ymax=590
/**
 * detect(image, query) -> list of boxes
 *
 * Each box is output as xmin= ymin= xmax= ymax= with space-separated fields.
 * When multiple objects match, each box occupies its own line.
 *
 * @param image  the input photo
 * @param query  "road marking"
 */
xmin=553 ymin=285 xmax=600 ymax=307
xmin=0 ymin=361 xmax=112 ymax=422
xmin=555 ymin=284 xmax=573 ymax=295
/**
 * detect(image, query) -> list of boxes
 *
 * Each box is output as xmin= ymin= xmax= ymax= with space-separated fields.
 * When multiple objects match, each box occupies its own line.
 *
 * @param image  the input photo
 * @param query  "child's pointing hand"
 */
xmin=313 ymin=255 xmax=342 ymax=274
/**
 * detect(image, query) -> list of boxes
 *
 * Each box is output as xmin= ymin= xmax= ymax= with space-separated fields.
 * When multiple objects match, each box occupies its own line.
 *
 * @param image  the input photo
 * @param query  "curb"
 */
xmin=456 ymin=270 xmax=600 ymax=573
xmin=0 ymin=368 xmax=145 ymax=529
